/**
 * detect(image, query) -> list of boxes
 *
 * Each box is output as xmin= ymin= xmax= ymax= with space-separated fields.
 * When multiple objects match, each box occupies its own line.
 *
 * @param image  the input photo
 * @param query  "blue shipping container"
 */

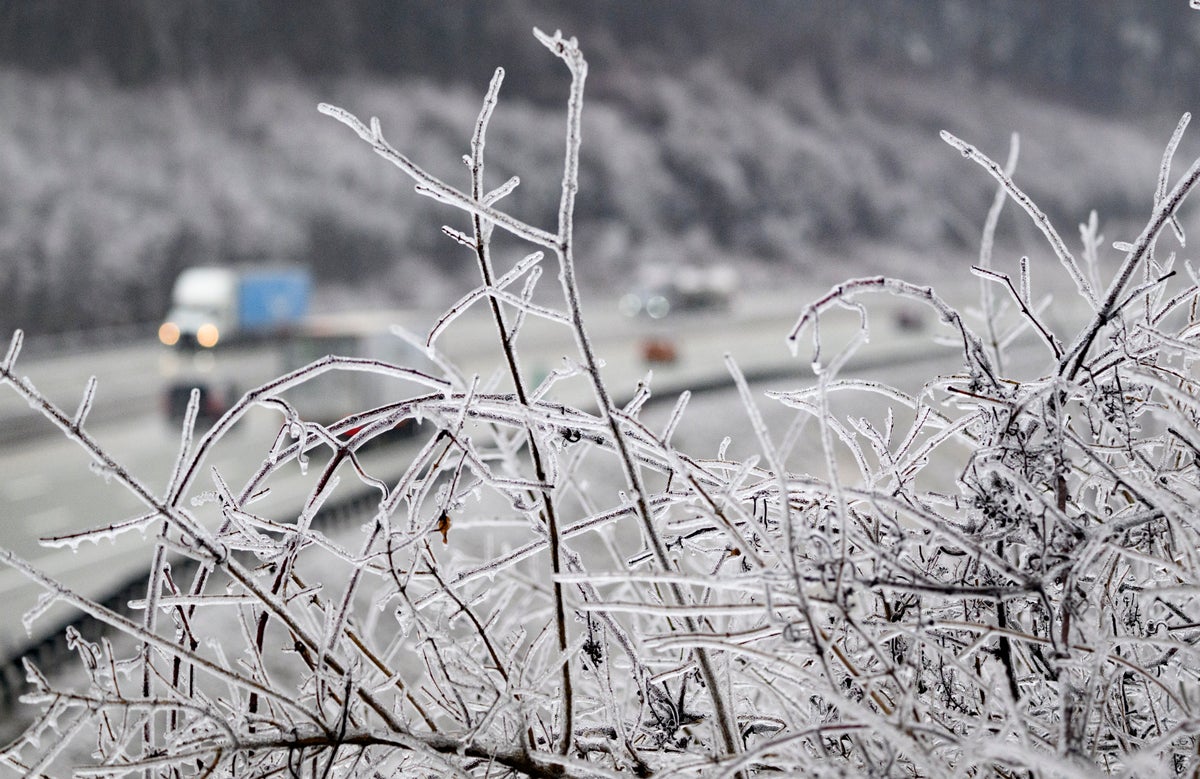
xmin=236 ymin=269 xmax=311 ymax=332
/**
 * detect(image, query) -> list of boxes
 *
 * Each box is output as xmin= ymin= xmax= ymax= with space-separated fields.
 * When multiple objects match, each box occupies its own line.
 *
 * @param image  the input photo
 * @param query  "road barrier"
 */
xmin=0 ymin=475 xmax=384 ymax=720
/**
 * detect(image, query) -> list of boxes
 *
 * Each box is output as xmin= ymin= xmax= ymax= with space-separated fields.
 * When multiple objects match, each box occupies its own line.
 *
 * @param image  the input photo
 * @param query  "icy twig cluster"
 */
xmin=3 ymin=29 xmax=1200 ymax=779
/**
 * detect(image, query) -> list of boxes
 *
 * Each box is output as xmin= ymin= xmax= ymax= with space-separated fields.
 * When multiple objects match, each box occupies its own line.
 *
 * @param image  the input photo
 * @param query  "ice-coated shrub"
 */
xmin=3 ymin=28 xmax=1200 ymax=778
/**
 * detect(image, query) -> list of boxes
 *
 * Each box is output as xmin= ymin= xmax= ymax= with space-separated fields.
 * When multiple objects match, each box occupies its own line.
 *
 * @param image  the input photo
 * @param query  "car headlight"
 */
xmin=158 ymin=322 xmax=180 ymax=346
xmin=618 ymin=293 xmax=643 ymax=317
xmin=645 ymin=295 xmax=670 ymax=319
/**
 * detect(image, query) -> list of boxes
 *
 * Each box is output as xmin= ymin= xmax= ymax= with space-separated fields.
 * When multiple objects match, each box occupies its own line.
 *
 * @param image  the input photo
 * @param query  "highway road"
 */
xmin=0 ymin=285 xmax=1065 ymax=667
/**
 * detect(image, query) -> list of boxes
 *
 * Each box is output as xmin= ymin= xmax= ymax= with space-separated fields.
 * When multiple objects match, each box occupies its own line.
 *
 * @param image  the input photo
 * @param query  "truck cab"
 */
xmin=159 ymin=267 xmax=237 ymax=349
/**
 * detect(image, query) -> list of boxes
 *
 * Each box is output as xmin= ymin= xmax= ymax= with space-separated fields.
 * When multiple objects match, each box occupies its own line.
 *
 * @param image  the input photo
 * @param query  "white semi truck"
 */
xmin=158 ymin=266 xmax=311 ymax=349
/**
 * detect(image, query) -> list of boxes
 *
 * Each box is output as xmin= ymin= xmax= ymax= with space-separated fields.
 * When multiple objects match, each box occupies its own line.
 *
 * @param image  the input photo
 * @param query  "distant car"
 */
xmin=640 ymin=337 xmax=679 ymax=364
xmin=619 ymin=289 xmax=672 ymax=319
xmin=893 ymin=307 xmax=925 ymax=332
xmin=619 ymin=264 xmax=738 ymax=319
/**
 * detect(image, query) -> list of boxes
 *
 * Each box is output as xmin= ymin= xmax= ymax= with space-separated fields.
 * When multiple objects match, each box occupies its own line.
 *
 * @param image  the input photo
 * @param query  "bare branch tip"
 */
xmin=73 ymin=375 xmax=98 ymax=428
xmin=2 ymin=329 xmax=23 ymax=372
xmin=318 ymin=103 xmax=375 ymax=144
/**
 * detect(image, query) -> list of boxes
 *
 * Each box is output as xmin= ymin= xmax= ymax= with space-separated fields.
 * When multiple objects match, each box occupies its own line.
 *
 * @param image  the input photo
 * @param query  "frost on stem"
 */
xmin=943 ymin=129 xmax=1099 ymax=309
xmin=6 ymin=31 xmax=1200 ymax=779
xmin=1 ymin=329 xmax=22 ymax=372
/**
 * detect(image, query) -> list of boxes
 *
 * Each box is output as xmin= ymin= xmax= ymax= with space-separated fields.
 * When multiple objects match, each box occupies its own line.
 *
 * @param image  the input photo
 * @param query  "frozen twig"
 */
xmin=977 ymin=132 xmax=1020 ymax=373
xmin=1060 ymin=128 xmax=1200 ymax=378
xmin=942 ymin=130 xmax=1098 ymax=308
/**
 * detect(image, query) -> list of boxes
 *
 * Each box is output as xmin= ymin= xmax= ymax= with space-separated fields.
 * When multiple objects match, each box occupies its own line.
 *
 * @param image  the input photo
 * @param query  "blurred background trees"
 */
xmin=0 ymin=1 xmax=1195 ymax=334
xmin=0 ymin=1 xmax=1190 ymax=111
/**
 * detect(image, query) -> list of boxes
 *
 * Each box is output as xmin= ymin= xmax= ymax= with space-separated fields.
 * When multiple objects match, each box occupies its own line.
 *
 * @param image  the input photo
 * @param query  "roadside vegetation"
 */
xmin=4 ymin=28 xmax=1200 ymax=778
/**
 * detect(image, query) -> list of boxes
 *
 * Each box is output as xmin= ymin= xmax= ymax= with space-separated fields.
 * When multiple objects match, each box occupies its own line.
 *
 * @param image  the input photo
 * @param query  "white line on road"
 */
xmin=1 ymin=471 xmax=52 ymax=502
xmin=23 ymin=507 xmax=73 ymax=534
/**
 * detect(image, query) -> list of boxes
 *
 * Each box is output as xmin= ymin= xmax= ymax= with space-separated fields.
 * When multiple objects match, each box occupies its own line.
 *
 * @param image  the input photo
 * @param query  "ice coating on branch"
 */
xmin=484 ymin=175 xmax=520 ymax=206
xmin=1 ymin=329 xmax=22 ymax=372
xmin=88 ymin=460 xmax=115 ymax=484
xmin=190 ymin=490 xmax=219 ymax=507
xmin=40 ymin=512 xmax=159 ymax=549
xmin=22 ymin=591 xmax=57 ymax=636
xmin=1157 ymin=112 xmax=1190 ymax=246
xmin=72 ymin=375 xmax=97 ymax=428
xmin=942 ymin=129 xmax=1098 ymax=308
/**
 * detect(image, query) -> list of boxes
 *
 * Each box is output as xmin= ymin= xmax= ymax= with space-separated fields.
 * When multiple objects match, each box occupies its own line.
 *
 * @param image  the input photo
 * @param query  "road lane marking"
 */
xmin=25 ymin=507 xmax=74 ymax=534
xmin=1 ymin=472 xmax=52 ymax=502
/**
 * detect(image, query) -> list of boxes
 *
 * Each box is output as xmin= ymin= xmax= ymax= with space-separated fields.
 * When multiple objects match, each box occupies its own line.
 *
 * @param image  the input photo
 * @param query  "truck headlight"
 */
xmin=196 ymin=323 xmax=220 ymax=348
xmin=158 ymin=322 xmax=180 ymax=346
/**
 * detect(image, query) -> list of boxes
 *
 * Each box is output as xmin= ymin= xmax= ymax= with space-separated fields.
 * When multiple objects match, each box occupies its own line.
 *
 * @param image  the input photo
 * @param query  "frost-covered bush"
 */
xmin=4 ymin=28 xmax=1200 ymax=778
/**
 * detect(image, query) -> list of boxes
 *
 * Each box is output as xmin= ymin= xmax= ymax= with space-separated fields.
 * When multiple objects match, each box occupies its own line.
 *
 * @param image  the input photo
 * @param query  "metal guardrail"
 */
xmin=12 ymin=325 xmax=157 ymax=361
xmin=0 ymin=480 xmax=383 ymax=718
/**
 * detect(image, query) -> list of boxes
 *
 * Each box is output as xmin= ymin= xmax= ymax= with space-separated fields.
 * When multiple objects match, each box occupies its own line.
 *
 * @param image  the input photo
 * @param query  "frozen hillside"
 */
xmin=0 ymin=3 xmax=1193 ymax=334
xmin=0 ymin=60 xmax=1180 ymax=336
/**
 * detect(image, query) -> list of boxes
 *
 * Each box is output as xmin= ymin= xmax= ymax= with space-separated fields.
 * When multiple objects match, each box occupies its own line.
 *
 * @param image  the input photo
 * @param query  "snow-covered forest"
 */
xmin=0 ymin=2 xmax=1194 ymax=334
